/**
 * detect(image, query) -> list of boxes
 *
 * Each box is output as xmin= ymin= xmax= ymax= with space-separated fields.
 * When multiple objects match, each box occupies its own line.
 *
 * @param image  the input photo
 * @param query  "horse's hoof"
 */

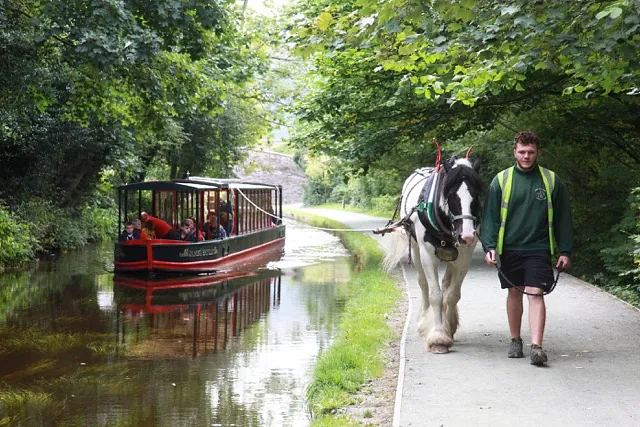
xmin=431 ymin=344 xmax=450 ymax=354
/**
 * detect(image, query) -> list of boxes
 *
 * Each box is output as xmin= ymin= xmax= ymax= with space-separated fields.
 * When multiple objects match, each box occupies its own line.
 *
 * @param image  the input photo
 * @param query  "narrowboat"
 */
xmin=114 ymin=176 xmax=286 ymax=276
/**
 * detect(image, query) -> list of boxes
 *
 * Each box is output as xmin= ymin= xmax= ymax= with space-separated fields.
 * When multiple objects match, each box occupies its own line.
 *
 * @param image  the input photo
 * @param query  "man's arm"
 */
xmin=553 ymin=177 xmax=573 ymax=270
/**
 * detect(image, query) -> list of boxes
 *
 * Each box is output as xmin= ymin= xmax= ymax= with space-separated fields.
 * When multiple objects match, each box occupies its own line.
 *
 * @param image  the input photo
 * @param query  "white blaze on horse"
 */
xmin=383 ymin=155 xmax=484 ymax=353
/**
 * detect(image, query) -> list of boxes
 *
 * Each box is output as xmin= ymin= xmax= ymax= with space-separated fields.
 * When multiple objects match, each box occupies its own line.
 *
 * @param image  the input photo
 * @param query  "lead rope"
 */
xmin=495 ymin=258 xmax=563 ymax=296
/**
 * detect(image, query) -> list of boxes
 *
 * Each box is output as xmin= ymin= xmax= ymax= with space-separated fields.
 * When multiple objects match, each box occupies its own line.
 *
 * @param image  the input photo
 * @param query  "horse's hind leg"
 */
xmin=412 ymin=242 xmax=430 ymax=319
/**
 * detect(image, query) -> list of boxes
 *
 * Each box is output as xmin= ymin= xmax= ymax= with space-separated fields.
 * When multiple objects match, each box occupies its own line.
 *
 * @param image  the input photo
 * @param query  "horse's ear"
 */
xmin=442 ymin=157 xmax=453 ymax=172
xmin=472 ymin=158 xmax=481 ymax=172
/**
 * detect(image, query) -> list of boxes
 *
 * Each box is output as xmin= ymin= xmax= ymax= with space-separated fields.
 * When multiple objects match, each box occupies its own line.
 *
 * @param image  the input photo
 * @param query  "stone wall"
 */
xmin=233 ymin=150 xmax=307 ymax=204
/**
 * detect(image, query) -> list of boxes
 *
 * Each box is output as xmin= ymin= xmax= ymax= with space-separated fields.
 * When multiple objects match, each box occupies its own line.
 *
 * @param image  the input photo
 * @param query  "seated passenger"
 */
xmin=132 ymin=218 xmax=147 ymax=239
xmin=204 ymin=212 xmax=227 ymax=240
xmin=164 ymin=227 xmax=181 ymax=240
xmin=140 ymin=211 xmax=173 ymax=238
xmin=142 ymin=221 xmax=156 ymax=240
xmin=119 ymin=222 xmax=139 ymax=241
xmin=221 ymin=212 xmax=233 ymax=236
xmin=185 ymin=217 xmax=204 ymax=241
xmin=179 ymin=220 xmax=198 ymax=242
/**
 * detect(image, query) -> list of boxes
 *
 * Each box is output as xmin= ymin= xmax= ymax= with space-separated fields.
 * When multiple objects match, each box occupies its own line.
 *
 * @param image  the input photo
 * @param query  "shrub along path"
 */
xmin=299 ymin=207 xmax=640 ymax=427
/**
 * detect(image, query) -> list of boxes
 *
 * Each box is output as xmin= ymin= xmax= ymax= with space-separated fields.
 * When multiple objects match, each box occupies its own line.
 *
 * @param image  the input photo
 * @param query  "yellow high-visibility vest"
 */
xmin=496 ymin=166 xmax=556 ymax=255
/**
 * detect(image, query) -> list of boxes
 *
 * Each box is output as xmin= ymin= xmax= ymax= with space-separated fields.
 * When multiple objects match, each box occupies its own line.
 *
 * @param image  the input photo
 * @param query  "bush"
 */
xmin=303 ymin=179 xmax=334 ymax=206
xmin=0 ymin=206 xmax=37 ymax=269
xmin=14 ymin=199 xmax=114 ymax=252
xmin=371 ymin=195 xmax=398 ymax=216
xmin=599 ymin=187 xmax=640 ymax=302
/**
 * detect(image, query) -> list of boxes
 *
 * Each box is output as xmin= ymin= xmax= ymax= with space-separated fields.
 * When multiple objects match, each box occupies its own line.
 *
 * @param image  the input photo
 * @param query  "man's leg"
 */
xmin=526 ymin=287 xmax=546 ymax=345
xmin=526 ymin=287 xmax=548 ymax=366
xmin=507 ymin=287 xmax=524 ymax=338
xmin=506 ymin=287 xmax=524 ymax=358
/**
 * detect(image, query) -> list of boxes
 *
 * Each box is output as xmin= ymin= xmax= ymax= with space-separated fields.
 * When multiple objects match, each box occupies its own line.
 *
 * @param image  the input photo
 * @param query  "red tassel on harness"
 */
xmin=465 ymin=146 xmax=474 ymax=159
xmin=434 ymin=138 xmax=442 ymax=172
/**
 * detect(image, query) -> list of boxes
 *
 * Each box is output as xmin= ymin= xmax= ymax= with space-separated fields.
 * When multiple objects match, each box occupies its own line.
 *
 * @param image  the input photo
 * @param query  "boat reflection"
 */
xmin=113 ymin=269 xmax=282 ymax=358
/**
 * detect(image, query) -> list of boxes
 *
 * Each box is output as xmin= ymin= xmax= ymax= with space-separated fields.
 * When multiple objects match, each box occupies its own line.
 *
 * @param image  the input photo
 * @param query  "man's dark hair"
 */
xmin=513 ymin=131 xmax=539 ymax=149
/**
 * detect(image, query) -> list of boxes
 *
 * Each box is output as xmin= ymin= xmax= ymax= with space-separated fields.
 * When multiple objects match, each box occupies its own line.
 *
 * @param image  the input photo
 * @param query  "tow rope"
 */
xmin=494 ymin=253 xmax=563 ymax=296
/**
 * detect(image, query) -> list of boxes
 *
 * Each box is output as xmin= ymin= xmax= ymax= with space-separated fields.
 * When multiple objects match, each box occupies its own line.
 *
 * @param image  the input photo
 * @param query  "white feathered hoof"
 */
xmin=430 ymin=344 xmax=450 ymax=354
xmin=426 ymin=329 xmax=453 ymax=354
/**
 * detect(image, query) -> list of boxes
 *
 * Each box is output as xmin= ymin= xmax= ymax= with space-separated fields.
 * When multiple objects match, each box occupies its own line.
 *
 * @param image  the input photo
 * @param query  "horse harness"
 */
xmin=374 ymin=165 xmax=478 ymax=262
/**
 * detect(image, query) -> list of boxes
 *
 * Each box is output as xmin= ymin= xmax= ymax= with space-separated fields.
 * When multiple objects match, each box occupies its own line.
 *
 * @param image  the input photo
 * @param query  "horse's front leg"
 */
xmin=442 ymin=246 xmax=475 ymax=338
xmin=417 ymin=244 xmax=452 ymax=354
xmin=442 ymin=266 xmax=461 ymax=338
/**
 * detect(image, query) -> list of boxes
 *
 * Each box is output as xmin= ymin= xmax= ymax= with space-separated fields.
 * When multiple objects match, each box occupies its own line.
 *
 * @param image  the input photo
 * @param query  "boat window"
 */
xmin=155 ymin=191 xmax=176 ymax=227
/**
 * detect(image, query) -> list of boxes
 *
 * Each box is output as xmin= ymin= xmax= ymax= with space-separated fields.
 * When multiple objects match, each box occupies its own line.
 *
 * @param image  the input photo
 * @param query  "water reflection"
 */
xmin=0 ymin=221 xmax=354 ymax=426
xmin=114 ymin=271 xmax=282 ymax=358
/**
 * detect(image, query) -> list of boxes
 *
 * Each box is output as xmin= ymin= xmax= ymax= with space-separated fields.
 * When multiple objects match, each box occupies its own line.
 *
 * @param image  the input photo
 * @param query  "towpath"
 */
xmin=297 ymin=207 xmax=640 ymax=427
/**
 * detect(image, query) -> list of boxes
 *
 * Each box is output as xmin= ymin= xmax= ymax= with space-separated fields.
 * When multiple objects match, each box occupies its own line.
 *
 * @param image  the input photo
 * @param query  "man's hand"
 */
xmin=556 ymin=255 xmax=571 ymax=271
xmin=485 ymin=249 xmax=497 ymax=267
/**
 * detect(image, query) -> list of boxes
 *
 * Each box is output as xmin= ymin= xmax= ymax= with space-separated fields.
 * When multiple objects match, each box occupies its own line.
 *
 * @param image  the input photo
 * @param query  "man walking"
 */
xmin=482 ymin=131 xmax=573 ymax=366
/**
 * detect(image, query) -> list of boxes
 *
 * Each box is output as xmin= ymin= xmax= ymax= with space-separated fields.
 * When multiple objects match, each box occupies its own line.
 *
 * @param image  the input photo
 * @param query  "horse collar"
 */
xmin=417 ymin=170 xmax=456 ymax=245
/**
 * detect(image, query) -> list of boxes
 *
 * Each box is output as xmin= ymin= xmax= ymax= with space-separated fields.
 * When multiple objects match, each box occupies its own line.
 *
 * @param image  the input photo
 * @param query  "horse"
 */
xmin=384 ymin=156 xmax=484 ymax=353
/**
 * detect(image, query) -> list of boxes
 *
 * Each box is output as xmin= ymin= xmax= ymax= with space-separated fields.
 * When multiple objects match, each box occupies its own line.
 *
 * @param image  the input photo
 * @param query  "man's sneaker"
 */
xmin=508 ymin=337 xmax=524 ymax=358
xmin=530 ymin=344 xmax=548 ymax=366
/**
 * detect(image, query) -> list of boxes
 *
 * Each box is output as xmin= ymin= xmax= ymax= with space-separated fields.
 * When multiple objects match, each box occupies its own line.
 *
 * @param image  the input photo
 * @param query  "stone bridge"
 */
xmin=234 ymin=150 xmax=307 ymax=204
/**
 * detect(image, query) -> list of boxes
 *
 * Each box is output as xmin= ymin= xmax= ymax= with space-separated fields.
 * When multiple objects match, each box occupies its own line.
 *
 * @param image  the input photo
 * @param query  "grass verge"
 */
xmin=313 ymin=203 xmax=394 ymax=221
xmin=286 ymin=209 xmax=402 ymax=426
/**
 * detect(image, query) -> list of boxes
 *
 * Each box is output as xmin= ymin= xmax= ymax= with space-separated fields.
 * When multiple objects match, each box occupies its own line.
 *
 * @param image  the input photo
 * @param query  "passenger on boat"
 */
xmin=131 ymin=218 xmax=147 ymax=239
xmin=140 ymin=212 xmax=173 ymax=238
xmin=142 ymin=221 xmax=156 ymax=239
xmin=221 ymin=211 xmax=233 ymax=236
xmin=267 ymin=206 xmax=281 ymax=226
xmin=185 ymin=217 xmax=205 ymax=241
xmin=179 ymin=220 xmax=198 ymax=242
xmin=119 ymin=222 xmax=140 ymax=241
xmin=204 ymin=212 xmax=227 ymax=240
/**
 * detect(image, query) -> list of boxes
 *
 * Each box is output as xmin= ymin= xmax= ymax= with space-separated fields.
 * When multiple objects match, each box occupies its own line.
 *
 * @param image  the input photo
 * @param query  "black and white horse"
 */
xmin=384 ymin=157 xmax=483 ymax=353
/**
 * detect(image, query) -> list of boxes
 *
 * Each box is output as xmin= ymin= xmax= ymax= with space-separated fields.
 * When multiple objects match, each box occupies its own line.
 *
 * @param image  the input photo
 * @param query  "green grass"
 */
xmin=270 ymin=143 xmax=296 ymax=156
xmin=313 ymin=203 xmax=395 ymax=221
xmin=286 ymin=209 xmax=401 ymax=426
xmin=0 ymin=389 xmax=60 ymax=424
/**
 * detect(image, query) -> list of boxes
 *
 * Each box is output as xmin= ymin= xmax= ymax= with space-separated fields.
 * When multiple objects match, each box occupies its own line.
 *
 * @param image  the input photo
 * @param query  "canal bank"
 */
xmin=284 ymin=207 xmax=405 ymax=426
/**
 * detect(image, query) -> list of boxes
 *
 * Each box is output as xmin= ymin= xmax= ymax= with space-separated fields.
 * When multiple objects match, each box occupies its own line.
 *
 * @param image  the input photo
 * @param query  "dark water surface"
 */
xmin=0 ymin=222 xmax=352 ymax=426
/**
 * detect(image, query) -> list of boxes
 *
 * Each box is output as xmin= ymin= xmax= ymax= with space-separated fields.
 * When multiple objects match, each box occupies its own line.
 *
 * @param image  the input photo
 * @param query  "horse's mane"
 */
xmin=442 ymin=160 xmax=484 ymax=197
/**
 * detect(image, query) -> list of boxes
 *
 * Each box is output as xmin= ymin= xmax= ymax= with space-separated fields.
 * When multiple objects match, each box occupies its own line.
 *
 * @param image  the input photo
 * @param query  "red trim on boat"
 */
xmin=114 ymin=237 xmax=285 ymax=273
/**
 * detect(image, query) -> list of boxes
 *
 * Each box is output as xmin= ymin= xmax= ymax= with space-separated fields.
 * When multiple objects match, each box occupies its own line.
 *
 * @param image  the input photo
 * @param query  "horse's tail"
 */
xmin=382 ymin=227 xmax=411 ymax=272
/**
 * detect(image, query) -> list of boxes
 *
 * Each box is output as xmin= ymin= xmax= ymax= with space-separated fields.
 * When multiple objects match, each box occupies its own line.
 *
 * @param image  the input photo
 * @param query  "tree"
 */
xmin=283 ymin=0 xmax=640 ymax=291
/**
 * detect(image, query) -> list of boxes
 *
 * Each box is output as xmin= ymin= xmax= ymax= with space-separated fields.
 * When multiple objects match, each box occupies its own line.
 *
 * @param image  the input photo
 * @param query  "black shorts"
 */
xmin=498 ymin=250 xmax=554 ymax=290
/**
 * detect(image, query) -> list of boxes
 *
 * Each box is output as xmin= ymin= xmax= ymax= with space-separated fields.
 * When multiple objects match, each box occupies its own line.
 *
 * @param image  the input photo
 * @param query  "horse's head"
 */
xmin=438 ymin=157 xmax=484 ymax=246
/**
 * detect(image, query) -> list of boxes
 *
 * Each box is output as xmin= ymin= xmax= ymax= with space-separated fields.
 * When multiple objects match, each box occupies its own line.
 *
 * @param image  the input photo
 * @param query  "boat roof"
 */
xmin=119 ymin=177 xmax=280 ymax=192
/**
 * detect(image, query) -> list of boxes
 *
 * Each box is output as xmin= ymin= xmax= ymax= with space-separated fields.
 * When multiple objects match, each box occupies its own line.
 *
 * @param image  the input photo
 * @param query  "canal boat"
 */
xmin=114 ymin=176 xmax=285 ymax=276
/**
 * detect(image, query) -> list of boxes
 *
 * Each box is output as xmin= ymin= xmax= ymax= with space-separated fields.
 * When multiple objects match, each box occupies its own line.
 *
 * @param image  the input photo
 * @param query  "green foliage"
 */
xmin=598 ymin=187 xmax=640 ymax=305
xmin=0 ymin=389 xmax=59 ymax=425
xmin=285 ymin=0 xmax=640 ymax=304
xmin=0 ymin=207 xmax=36 ymax=269
xmin=12 ymin=198 xmax=116 ymax=253
xmin=0 ymin=0 xmax=274 ymax=208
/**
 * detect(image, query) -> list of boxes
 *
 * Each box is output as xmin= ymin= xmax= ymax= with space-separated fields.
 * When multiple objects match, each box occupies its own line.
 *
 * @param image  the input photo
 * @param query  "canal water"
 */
xmin=0 ymin=222 xmax=352 ymax=426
